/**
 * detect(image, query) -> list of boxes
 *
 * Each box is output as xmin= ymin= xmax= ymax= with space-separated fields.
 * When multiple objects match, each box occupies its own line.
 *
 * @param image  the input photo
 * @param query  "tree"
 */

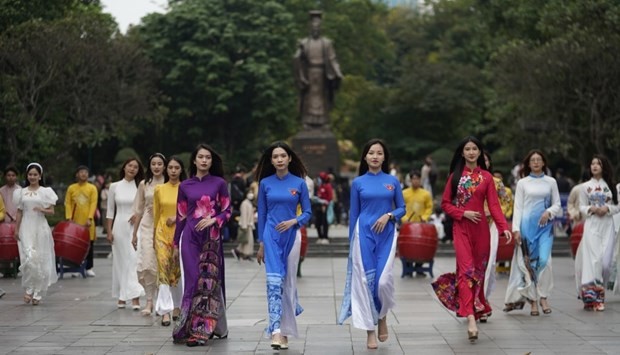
xmin=136 ymin=0 xmax=299 ymax=167
xmin=0 ymin=11 xmax=158 ymax=173
xmin=486 ymin=0 xmax=620 ymax=172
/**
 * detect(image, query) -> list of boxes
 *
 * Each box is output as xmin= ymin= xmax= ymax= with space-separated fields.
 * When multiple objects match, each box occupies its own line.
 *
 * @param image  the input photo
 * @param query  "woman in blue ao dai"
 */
xmin=338 ymin=139 xmax=406 ymax=350
xmin=575 ymin=155 xmax=620 ymax=311
xmin=504 ymin=150 xmax=561 ymax=316
xmin=256 ymin=142 xmax=311 ymax=351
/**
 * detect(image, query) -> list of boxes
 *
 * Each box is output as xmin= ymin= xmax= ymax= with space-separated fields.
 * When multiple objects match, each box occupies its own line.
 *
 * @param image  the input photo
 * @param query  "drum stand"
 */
xmin=400 ymin=258 xmax=434 ymax=278
xmin=56 ymin=257 xmax=87 ymax=279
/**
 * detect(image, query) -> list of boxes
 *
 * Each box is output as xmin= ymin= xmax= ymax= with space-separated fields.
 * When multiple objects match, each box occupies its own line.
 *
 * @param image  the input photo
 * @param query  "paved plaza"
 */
xmin=2 ymin=233 xmax=620 ymax=354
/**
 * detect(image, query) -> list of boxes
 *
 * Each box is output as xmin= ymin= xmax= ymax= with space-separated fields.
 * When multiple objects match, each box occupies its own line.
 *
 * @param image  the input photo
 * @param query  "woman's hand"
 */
xmin=371 ymin=214 xmax=391 ymax=234
xmin=538 ymin=211 xmax=552 ymax=227
xmin=502 ymin=230 xmax=513 ymax=244
xmin=257 ymin=243 xmax=265 ymax=265
xmin=513 ymin=231 xmax=521 ymax=246
xmin=595 ymin=206 xmax=609 ymax=217
xmin=132 ymin=233 xmax=138 ymax=250
xmin=166 ymin=217 xmax=175 ymax=227
xmin=275 ymin=219 xmax=297 ymax=233
xmin=107 ymin=232 xmax=114 ymax=245
xmin=195 ymin=217 xmax=216 ymax=231
xmin=463 ymin=211 xmax=481 ymax=223
xmin=13 ymin=228 xmax=20 ymax=242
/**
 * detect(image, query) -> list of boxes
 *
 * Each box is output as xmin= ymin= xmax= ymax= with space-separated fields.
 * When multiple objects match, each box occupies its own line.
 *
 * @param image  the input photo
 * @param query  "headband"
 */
xmin=150 ymin=153 xmax=166 ymax=161
xmin=26 ymin=162 xmax=43 ymax=174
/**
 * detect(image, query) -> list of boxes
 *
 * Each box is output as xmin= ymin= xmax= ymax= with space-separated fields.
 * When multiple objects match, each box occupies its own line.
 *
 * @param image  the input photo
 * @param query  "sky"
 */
xmin=100 ymin=0 xmax=168 ymax=33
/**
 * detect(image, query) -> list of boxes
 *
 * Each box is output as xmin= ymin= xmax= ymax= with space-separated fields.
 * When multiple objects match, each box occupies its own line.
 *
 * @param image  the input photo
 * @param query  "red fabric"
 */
xmin=317 ymin=182 xmax=333 ymax=202
xmin=439 ymin=166 xmax=509 ymax=318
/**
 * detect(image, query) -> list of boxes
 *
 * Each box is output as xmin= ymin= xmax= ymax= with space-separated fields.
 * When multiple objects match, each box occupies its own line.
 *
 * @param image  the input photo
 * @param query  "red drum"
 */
xmin=0 ymin=223 xmax=18 ymax=260
xmin=397 ymin=223 xmax=438 ymax=262
xmin=495 ymin=222 xmax=514 ymax=262
xmin=570 ymin=222 xmax=584 ymax=258
xmin=52 ymin=221 xmax=90 ymax=265
xmin=300 ymin=226 xmax=308 ymax=259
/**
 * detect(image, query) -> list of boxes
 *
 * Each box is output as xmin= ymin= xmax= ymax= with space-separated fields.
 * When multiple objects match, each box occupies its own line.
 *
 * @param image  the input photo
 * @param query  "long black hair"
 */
xmin=255 ymin=141 xmax=307 ymax=182
xmin=145 ymin=153 xmax=167 ymax=184
xmin=189 ymin=143 xmax=224 ymax=178
xmin=25 ymin=163 xmax=45 ymax=187
xmin=484 ymin=151 xmax=493 ymax=171
xmin=164 ymin=155 xmax=188 ymax=183
xmin=590 ymin=154 xmax=617 ymax=204
xmin=448 ymin=136 xmax=487 ymax=200
xmin=119 ymin=158 xmax=145 ymax=188
xmin=358 ymin=138 xmax=390 ymax=176
xmin=520 ymin=149 xmax=547 ymax=178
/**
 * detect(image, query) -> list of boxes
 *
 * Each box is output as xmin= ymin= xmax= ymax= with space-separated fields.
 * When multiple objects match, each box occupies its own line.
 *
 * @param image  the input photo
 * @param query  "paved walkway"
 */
xmin=1 ymin=251 xmax=620 ymax=354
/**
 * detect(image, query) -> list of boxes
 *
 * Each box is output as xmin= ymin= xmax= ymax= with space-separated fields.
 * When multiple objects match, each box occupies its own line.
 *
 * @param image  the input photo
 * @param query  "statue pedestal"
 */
xmin=292 ymin=129 xmax=340 ymax=178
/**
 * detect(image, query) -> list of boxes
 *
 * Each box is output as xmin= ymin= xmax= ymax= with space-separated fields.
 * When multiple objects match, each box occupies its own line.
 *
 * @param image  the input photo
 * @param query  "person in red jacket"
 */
xmin=316 ymin=171 xmax=334 ymax=244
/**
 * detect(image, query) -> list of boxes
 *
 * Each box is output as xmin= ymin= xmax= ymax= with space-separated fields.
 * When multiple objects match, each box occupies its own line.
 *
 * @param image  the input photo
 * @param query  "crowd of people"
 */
xmin=1 ymin=136 xmax=620 ymax=350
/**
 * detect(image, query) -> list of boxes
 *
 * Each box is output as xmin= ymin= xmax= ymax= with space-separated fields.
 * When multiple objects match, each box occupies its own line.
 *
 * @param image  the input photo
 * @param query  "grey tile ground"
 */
xmin=1 ymin=228 xmax=620 ymax=354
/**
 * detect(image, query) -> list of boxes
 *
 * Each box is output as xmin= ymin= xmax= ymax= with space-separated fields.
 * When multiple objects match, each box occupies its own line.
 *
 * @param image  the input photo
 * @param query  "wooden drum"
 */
xmin=397 ymin=223 xmax=438 ymax=262
xmin=52 ymin=221 xmax=90 ymax=265
xmin=570 ymin=222 xmax=584 ymax=258
xmin=0 ymin=223 xmax=18 ymax=260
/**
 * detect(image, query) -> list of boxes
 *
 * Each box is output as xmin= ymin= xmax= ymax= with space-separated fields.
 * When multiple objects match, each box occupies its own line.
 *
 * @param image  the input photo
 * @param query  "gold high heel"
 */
xmin=271 ymin=333 xmax=282 ymax=350
xmin=468 ymin=329 xmax=478 ymax=342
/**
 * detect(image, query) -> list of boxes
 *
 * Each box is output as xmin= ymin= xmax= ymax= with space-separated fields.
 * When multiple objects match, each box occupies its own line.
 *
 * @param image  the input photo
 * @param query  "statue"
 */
xmin=293 ymin=10 xmax=343 ymax=130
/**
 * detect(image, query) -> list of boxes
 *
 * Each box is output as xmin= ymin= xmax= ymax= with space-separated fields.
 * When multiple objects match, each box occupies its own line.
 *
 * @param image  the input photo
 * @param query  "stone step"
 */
xmin=93 ymin=234 xmax=573 ymax=258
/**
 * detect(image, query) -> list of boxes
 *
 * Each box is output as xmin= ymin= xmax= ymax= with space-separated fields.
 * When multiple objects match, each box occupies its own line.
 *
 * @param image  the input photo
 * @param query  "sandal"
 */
xmin=503 ymin=302 xmax=524 ymax=313
xmin=366 ymin=331 xmax=378 ymax=349
xmin=23 ymin=293 xmax=33 ymax=304
xmin=161 ymin=313 xmax=171 ymax=326
xmin=280 ymin=336 xmax=288 ymax=350
xmin=32 ymin=299 xmax=40 ymax=306
xmin=378 ymin=317 xmax=388 ymax=342
xmin=540 ymin=298 xmax=552 ymax=314
xmin=479 ymin=311 xmax=492 ymax=323
xmin=271 ymin=333 xmax=282 ymax=350
xmin=530 ymin=300 xmax=539 ymax=316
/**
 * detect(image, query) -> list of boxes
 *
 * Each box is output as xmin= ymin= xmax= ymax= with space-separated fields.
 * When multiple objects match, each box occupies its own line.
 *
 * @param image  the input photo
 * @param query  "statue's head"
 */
xmin=309 ymin=10 xmax=322 ymax=39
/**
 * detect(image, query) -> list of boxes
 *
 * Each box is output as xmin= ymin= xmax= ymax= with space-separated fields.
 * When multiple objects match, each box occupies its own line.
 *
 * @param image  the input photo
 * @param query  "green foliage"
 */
xmin=0 ymin=10 xmax=157 ymax=172
xmin=136 ymin=0 xmax=299 ymax=167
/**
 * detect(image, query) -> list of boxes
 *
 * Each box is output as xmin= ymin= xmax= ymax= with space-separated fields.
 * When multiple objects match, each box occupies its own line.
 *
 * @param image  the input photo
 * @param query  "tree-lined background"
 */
xmin=1 ymin=0 xmax=619 ymax=183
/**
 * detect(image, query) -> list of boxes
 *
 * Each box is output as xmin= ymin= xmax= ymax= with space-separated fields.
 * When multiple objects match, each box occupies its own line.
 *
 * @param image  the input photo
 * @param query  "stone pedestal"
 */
xmin=292 ymin=129 xmax=340 ymax=178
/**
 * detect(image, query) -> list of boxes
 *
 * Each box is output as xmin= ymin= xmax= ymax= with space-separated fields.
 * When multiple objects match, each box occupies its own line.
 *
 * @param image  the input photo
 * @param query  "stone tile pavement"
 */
xmin=2 ymin=252 xmax=620 ymax=354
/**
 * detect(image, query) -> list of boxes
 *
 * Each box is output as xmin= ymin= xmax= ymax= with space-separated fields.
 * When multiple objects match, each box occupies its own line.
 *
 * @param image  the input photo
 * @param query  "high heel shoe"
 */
xmin=530 ymin=300 xmax=539 ymax=316
xmin=540 ymin=298 xmax=552 ymax=314
xmin=161 ymin=313 xmax=171 ymax=326
xmin=366 ymin=330 xmax=378 ymax=349
xmin=468 ymin=329 xmax=478 ymax=342
xmin=378 ymin=317 xmax=388 ymax=342
xmin=271 ymin=333 xmax=282 ymax=350
xmin=280 ymin=336 xmax=288 ymax=350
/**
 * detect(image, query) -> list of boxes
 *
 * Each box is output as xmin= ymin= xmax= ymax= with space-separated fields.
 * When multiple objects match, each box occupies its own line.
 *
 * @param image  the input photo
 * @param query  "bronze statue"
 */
xmin=293 ymin=10 xmax=343 ymax=130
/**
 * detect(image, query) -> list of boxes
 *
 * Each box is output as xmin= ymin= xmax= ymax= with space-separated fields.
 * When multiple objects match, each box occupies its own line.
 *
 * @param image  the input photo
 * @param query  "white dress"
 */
xmin=574 ymin=178 xmax=620 ymax=308
xmin=132 ymin=179 xmax=162 ymax=297
xmin=107 ymin=179 xmax=145 ymax=301
xmin=14 ymin=187 xmax=58 ymax=300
